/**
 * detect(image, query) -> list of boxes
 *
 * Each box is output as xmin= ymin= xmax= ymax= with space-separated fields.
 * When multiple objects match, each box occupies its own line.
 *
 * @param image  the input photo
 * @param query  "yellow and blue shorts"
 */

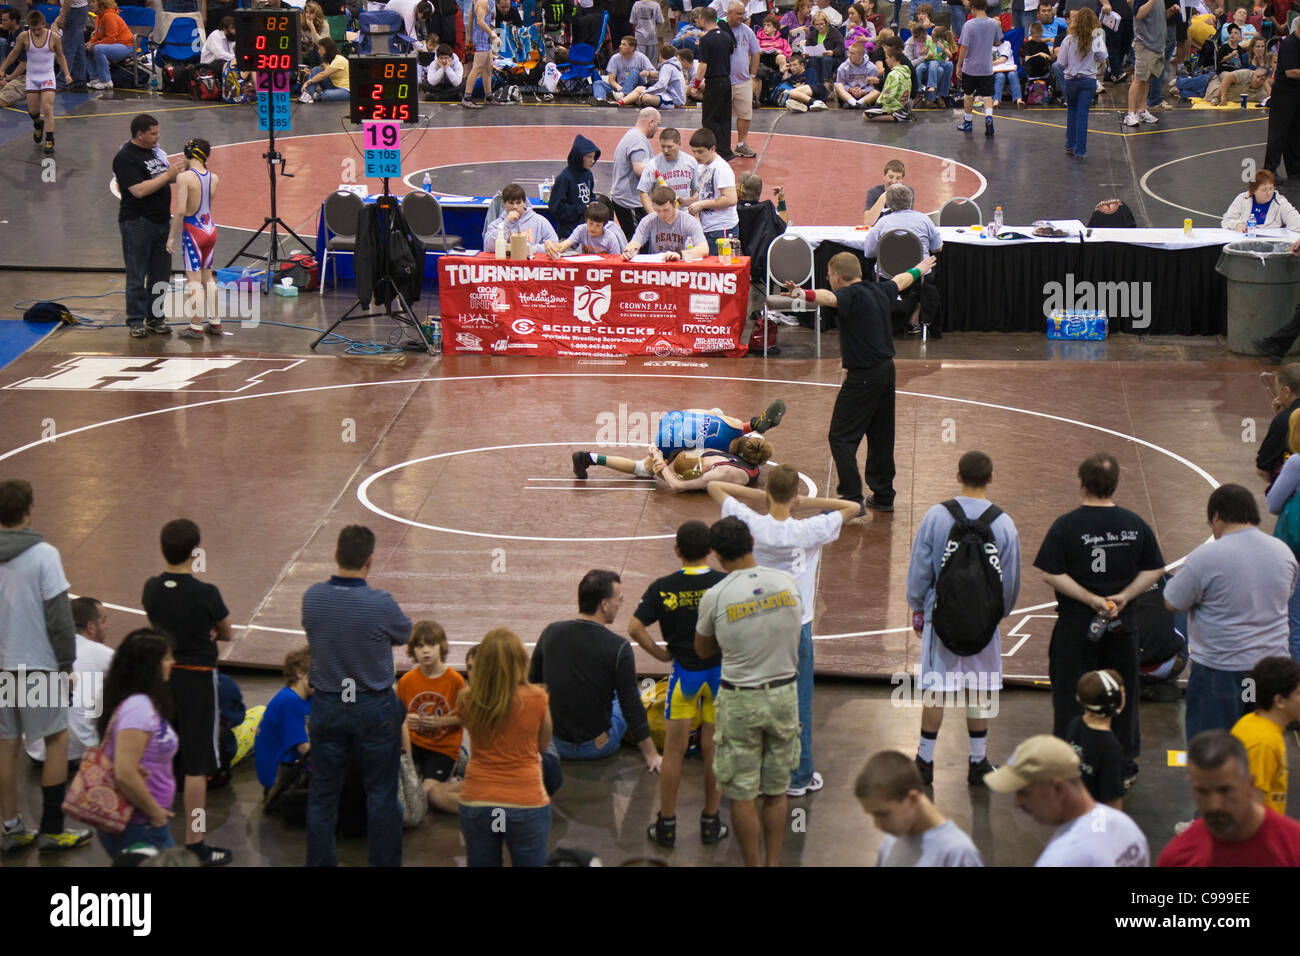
xmin=665 ymin=663 xmax=721 ymax=723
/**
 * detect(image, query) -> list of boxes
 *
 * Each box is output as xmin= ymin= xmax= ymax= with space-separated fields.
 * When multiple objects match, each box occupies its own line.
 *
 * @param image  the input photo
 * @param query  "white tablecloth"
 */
xmin=785 ymin=223 xmax=1295 ymax=253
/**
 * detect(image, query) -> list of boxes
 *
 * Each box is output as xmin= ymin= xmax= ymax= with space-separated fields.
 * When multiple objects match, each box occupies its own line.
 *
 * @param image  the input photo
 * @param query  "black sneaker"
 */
xmin=185 ymin=842 xmax=232 ymax=866
xmin=647 ymin=813 xmax=676 ymax=847
xmin=32 ymin=119 xmax=44 ymax=144
xmin=864 ymin=495 xmax=894 ymax=513
xmin=839 ymin=498 xmax=867 ymax=518
xmin=43 ymin=134 xmax=54 ymax=153
xmin=129 ymin=324 xmax=148 ymax=338
xmin=968 ymin=757 xmax=996 ymax=787
xmin=147 ymin=320 xmax=171 ymax=335
xmin=1254 ymin=338 xmax=1286 ymax=363
xmin=1123 ymin=763 xmax=1140 ymax=790
xmin=915 ymin=754 xmax=934 ymax=786
xmin=984 ymin=116 xmax=994 ymax=137
xmin=572 ymin=451 xmax=590 ymax=479
xmin=177 ymin=326 xmax=205 ymax=340
xmin=750 ymin=398 xmax=786 ymax=433
xmin=700 ymin=812 xmax=729 ymax=845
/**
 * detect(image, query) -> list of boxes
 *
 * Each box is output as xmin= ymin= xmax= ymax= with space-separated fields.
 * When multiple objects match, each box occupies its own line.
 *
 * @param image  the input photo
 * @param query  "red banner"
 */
xmin=437 ymin=254 xmax=750 ymax=357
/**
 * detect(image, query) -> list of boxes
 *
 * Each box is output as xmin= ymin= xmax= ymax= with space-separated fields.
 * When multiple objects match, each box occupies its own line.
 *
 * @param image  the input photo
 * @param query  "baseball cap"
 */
xmin=982 ymin=735 xmax=1081 ymax=793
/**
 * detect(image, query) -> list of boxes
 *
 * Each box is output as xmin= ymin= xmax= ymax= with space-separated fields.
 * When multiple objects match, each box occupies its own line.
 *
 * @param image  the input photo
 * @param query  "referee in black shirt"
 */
xmin=1266 ymin=17 xmax=1300 ymax=183
xmin=695 ymin=11 xmax=735 ymax=162
xmin=785 ymin=251 xmax=934 ymax=515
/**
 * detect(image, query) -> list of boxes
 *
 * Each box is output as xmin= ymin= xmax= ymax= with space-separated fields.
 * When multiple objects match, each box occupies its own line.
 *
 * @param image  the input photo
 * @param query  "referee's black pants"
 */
xmin=702 ymin=77 xmax=734 ymax=160
xmin=1264 ymin=85 xmax=1300 ymax=180
xmin=1048 ymin=614 xmax=1141 ymax=766
xmin=827 ymin=359 xmax=895 ymax=506
xmin=613 ymin=203 xmax=643 ymax=242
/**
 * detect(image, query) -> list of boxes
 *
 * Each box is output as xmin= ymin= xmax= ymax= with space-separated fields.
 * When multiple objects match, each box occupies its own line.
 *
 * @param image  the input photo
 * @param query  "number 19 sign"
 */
xmin=363 ymin=121 xmax=402 ymax=179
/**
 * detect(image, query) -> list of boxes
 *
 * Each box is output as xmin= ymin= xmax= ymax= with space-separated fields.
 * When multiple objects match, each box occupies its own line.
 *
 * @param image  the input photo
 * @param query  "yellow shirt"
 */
xmin=324 ymin=54 xmax=350 ymax=90
xmin=1230 ymin=711 xmax=1287 ymax=814
xmin=1187 ymin=14 xmax=1216 ymax=48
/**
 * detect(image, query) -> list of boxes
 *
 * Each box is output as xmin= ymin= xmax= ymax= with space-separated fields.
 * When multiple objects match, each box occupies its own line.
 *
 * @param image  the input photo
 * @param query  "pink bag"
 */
xmin=62 ymin=712 xmax=132 ymax=834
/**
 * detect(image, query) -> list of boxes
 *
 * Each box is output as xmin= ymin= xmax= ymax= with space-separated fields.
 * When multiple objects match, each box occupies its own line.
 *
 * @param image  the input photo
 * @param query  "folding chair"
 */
xmin=320 ymin=191 xmax=364 ymax=294
xmin=876 ymin=227 xmax=929 ymax=340
xmin=763 ymin=234 xmax=819 ymax=358
xmin=118 ymin=5 xmax=157 ymax=86
xmin=358 ymin=9 xmax=415 ymax=54
xmin=938 ymin=197 xmax=981 ymax=226
xmin=401 ymin=191 xmax=465 ymax=253
xmin=157 ymin=13 xmax=202 ymax=64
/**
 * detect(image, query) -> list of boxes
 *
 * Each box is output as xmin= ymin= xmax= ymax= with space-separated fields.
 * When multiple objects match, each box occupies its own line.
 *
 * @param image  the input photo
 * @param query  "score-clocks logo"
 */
xmin=511 ymin=318 xmax=537 ymax=335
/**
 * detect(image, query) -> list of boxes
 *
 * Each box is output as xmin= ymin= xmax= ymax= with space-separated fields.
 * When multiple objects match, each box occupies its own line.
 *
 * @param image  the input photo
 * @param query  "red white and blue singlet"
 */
xmin=181 ymin=170 xmax=217 ymax=271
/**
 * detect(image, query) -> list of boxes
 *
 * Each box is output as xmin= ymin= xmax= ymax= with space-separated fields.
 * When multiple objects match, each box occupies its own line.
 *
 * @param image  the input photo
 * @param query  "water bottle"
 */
xmin=149 ymin=69 xmax=160 ymax=95
xmin=992 ymin=206 xmax=1003 ymax=237
xmin=1247 ymin=213 xmax=1257 ymax=236
xmin=422 ymin=172 xmax=433 ymax=193
xmin=1086 ymin=601 xmax=1119 ymax=642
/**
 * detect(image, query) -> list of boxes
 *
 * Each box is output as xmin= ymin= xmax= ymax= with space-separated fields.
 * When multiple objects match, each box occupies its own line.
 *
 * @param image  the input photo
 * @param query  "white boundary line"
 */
xmin=1138 ymin=142 xmax=1265 ymax=220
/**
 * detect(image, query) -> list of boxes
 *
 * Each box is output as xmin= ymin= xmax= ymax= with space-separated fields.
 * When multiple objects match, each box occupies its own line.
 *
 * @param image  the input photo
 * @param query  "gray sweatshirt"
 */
xmin=0 ymin=528 xmax=75 ymax=672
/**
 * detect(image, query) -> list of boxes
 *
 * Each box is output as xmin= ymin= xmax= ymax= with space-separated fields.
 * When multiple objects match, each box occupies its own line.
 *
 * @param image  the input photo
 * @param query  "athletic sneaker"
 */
xmin=750 ymin=398 xmax=786 ymax=433
xmin=88 ymin=79 xmax=112 ymax=89
xmin=32 ymin=119 xmax=44 ymax=144
xmin=809 ymin=99 xmax=827 ymax=110
xmin=178 ymin=326 xmax=206 ymax=339
xmin=786 ymin=99 xmax=808 ymax=112
xmin=147 ymin=320 xmax=171 ymax=335
xmin=734 ymin=142 xmax=756 ymax=158
xmin=647 ymin=812 xmax=676 ymax=847
xmin=186 ymin=841 xmax=233 ymax=866
xmin=915 ymin=755 xmax=934 ymax=786
xmin=786 ymin=771 xmax=824 ymax=797
xmin=205 ymin=323 xmax=224 ymax=336
xmin=1122 ymin=112 xmax=1140 ymax=127
xmin=37 ymin=828 xmax=92 ymax=853
xmin=299 ymin=91 xmax=314 ymax=103
xmin=509 ymin=85 xmax=521 ymax=102
xmin=1138 ymin=109 xmax=1159 ymax=124
xmin=956 ymin=119 xmax=973 ymax=132
xmin=572 ymin=451 xmax=590 ymax=479
xmin=129 ymin=324 xmax=149 ymax=339
xmin=984 ymin=116 xmax=994 ymax=137
xmin=700 ymin=811 xmax=729 ymax=845
xmin=2 ymin=818 xmax=37 ymax=853
xmin=864 ymin=495 xmax=894 ymax=513
xmin=460 ymin=98 xmax=483 ymax=109
xmin=968 ymin=757 xmax=997 ymax=786
xmin=44 ymin=134 xmax=54 ymax=153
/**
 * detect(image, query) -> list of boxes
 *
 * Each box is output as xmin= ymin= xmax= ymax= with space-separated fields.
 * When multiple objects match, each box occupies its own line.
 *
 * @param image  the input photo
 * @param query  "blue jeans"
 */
xmin=918 ymin=60 xmax=952 ymax=97
xmin=120 ymin=217 xmax=171 ymax=328
xmin=308 ymin=67 xmax=352 ymax=101
xmin=704 ymin=227 xmax=740 ymax=256
xmin=947 ymin=2 xmax=966 ymax=38
xmin=790 ymin=621 xmax=815 ymax=788
xmin=1146 ymin=30 xmax=1175 ymax=108
xmin=993 ymin=70 xmax=1022 ymax=102
xmin=1185 ymin=662 xmax=1251 ymax=744
xmin=306 ymin=690 xmax=404 ymax=867
xmin=553 ymin=694 xmax=627 ymax=760
xmin=91 ymin=43 xmax=133 ymax=83
xmin=1175 ymin=73 xmax=1211 ymax=99
xmin=1289 ymin=579 xmax=1300 ymax=662
xmin=98 ymin=821 xmax=174 ymax=860
xmin=61 ymin=5 xmax=88 ymax=84
xmin=593 ymin=76 xmax=632 ymax=99
xmin=1064 ymin=75 xmax=1095 ymax=155
xmin=458 ymin=804 xmax=551 ymax=867
xmin=1015 ymin=9 xmax=1036 ymax=35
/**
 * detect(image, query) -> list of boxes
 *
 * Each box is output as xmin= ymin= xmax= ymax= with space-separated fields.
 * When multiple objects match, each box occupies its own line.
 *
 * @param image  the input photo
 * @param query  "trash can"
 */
xmin=1215 ymin=239 xmax=1300 ymax=356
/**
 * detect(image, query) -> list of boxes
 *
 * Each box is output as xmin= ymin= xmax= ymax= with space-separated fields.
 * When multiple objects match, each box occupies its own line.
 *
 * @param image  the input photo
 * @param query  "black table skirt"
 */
xmin=811 ymin=240 xmax=1228 ymax=336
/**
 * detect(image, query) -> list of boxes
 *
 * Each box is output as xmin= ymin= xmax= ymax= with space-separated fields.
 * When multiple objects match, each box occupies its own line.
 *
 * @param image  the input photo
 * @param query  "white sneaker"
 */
xmin=1139 ymin=109 xmax=1159 ymax=123
xmin=1122 ymin=112 xmax=1140 ymax=126
xmin=300 ymin=91 xmax=314 ymax=103
xmin=810 ymin=98 xmax=827 ymax=110
xmin=786 ymin=99 xmax=808 ymax=112
xmin=787 ymin=771 xmax=824 ymax=797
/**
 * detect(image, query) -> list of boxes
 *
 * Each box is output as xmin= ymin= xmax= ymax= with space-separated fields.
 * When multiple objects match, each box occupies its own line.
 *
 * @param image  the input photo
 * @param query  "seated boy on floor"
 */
xmin=422 ymin=44 xmax=464 ymax=100
xmin=863 ymin=40 xmax=912 ymax=121
xmin=482 ymin=182 xmax=559 ymax=254
xmin=772 ymin=51 xmax=825 ymax=111
xmin=620 ymin=43 xmax=687 ymax=107
xmin=255 ymin=647 xmax=312 ymax=799
xmin=834 ymin=40 xmax=881 ymax=108
xmin=545 ymin=201 xmax=628 ymax=257
xmin=397 ymin=620 xmax=466 ymax=813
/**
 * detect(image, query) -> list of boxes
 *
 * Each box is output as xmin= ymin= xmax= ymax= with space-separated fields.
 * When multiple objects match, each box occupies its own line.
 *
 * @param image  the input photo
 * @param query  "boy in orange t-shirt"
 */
xmin=397 ymin=621 xmax=466 ymax=813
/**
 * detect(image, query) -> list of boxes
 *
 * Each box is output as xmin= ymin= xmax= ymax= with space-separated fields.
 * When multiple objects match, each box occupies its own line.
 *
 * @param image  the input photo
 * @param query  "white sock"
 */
xmin=963 ymin=112 xmax=972 ymax=122
xmin=969 ymin=732 xmax=988 ymax=763
xmin=984 ymin=106 xmax=993 ymax=118
xmin=588 ymin=452 xmax=599 ymax=463
xmin=917 ymin=732 xmax=937 ymax=763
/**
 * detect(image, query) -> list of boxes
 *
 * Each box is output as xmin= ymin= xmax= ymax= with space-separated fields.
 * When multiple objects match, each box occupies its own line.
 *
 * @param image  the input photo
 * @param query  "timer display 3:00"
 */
xmin=253 ymin=34 xmax=292 ymax=71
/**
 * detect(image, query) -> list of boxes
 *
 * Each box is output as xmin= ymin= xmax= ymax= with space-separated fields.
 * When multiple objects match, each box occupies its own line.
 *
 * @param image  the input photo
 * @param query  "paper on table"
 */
xmin=632 ymin=253 xmax=672 ymax=262
xmin=564 ymin=254 xmax=606 ymax=261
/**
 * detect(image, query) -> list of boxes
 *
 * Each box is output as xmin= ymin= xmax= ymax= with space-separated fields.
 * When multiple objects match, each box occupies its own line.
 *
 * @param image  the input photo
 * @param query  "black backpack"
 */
xmin=931 ymin=500 xmax=1005 ymax=657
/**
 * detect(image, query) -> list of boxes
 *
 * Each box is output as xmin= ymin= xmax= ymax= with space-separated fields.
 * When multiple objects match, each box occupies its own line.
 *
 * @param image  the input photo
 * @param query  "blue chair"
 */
xmin=35 ymin=4 xmax=62 ymax=26
xmin=357 ymin=9 xmax=415 ymax=54
xmin=560 ymin=41 xmax=598 ymax=82
xmin=118 ymin=6 xmax=157 ymax=84
xmin=898 ymin=27 xmax=909 ymax=42
xmin=157 ymin=15 xmax=201 ymax=63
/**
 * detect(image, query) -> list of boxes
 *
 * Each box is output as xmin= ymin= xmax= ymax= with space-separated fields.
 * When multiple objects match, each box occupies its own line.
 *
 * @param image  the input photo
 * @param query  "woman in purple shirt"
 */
xmin=96 ymin=629 xmax=179 ymax=860
xmin=1056 ymin=8 xmax=1108 ymax=158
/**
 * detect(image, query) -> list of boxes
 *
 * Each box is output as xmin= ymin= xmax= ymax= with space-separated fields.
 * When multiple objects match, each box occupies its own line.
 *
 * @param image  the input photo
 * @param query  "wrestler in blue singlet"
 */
xmin=655 ymin=410 xmax=746 ymax=460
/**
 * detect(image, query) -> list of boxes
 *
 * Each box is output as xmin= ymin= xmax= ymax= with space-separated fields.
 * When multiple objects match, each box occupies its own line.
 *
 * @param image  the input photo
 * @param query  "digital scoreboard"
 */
xmin=348 ymin=57 xmax=419 ymax=123
xmin=234 ymin=10 xmax=300 ymax=74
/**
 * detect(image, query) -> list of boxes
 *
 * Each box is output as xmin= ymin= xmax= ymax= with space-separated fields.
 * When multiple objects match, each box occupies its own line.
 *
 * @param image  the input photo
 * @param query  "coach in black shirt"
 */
xmin=1032 ymin=452 xmax=1166 ymax=780
xmin=695 ymin=12 xmax=735 ymax=161
xmin=113 ymin=113 xmax=185 ymax=338
xmin=786 ymin=250 xmax=934 ymax=516
xmin=1255 ymin=364 xmax=1300 ymax=482
xmin=1266 ymin=17 xmax=1300 ymax=184
xmin=530 ymin=569 xmax=661 ymax=770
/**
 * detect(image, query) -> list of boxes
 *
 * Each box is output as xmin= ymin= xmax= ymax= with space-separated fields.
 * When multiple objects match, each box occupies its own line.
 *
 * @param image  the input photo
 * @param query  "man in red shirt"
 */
xmin=1159 ymin=730 xmax=1300 ymax=866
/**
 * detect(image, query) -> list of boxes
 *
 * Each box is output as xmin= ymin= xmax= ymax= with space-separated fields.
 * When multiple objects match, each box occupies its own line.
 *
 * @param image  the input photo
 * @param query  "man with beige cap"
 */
xmin=983 ymin=734 xmax=1149 ymax=867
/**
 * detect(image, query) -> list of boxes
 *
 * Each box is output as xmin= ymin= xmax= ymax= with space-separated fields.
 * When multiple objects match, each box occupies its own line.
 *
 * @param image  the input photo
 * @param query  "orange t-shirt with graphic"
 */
xmin=397 ymin=666 xmax=466 ymax=759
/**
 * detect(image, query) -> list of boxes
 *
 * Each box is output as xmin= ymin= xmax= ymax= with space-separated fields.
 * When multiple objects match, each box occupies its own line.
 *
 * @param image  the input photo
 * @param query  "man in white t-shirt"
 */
xmin=985 ymin=734 xmax=1150 ymax=866
xmin=687 ymin=126 xmax=739 ymax=255
xmin=25 ymin=597 xmax=114 ymax=769
xmin=708 ymin=463 xmax=857 ymax=797
xmin=637 ymin=126 xmax=700 ymax=212
xmin=856 ymin=750 xmax=984 ymax=866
